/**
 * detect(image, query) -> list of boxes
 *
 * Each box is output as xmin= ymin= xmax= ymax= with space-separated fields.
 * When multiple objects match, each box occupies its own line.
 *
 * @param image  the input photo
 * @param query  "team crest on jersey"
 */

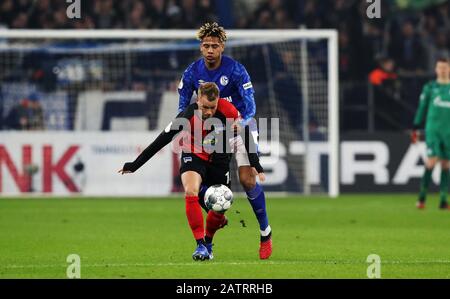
xmin=220 ymin=76 xmax=229 ymax=86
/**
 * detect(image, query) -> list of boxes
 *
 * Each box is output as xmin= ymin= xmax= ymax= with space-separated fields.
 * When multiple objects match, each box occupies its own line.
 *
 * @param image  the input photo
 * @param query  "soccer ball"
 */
xmin=204 ymin=184 xmax=234 ymax=213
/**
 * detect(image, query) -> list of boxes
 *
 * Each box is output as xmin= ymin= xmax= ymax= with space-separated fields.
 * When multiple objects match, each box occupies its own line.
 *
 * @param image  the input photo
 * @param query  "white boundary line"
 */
xmin=3 ymin=260 xmax=450 ymax=269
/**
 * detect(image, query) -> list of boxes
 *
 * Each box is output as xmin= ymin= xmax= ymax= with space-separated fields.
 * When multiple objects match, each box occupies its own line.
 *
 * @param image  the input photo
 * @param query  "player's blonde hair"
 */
xmin=198 ymin=82 xmax=219 ymax=102
xmin=197 ymin=22 xmax=227 ymax=43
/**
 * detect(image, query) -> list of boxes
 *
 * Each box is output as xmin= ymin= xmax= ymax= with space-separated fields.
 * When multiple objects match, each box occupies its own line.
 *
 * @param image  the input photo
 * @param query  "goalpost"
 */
xmin=0 ymin=29 xmax=339 ymax=197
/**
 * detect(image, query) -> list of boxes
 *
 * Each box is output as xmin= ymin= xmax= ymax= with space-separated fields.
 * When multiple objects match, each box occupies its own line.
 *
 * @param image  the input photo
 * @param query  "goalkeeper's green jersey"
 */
xmin=413 ymin=80 xmax=450 ymax=132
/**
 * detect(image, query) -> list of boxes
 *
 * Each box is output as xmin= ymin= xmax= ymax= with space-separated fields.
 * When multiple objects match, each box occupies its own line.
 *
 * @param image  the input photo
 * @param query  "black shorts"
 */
xmin=180 ymin=153 xmax=230 ymax=188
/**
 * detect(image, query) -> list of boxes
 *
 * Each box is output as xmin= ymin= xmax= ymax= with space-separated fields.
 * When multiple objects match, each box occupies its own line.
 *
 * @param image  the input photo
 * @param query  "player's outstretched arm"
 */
xmin=118 ymin=113 xmax=188 ymax=174
xmin=118 ymin=130 xmax=176 ymax=174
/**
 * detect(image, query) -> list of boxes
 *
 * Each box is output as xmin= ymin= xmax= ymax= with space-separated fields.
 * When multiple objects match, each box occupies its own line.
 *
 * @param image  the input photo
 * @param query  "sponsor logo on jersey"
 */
xmin=220 ymin=76 xmax=229 ymax=86
xmin=433 ymin=96 xmax=450 ymax=108
xmin=243 ymin=82 xmax=253 ymax=90
xmin=224 ymin=96 xmax=233 ymax=102
xmin=183 ymin=156 xmax=192 ymax=163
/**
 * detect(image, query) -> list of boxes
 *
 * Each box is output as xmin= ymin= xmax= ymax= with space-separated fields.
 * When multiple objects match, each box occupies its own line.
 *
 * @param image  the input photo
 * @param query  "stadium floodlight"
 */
xmin=0 ymin=29 xmax=338 ymax=197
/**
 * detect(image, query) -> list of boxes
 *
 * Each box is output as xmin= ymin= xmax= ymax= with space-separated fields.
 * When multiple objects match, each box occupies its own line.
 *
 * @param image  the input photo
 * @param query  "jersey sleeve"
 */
xmin=413 ymin=82 xmax=431 ymax=128
xmin=178 ymin=63 xmax=196 ymax=113
xmin=218 ymin=99 xmax=240 ymax=120
xmin=234 ymin=62 xmax=256 ymax=123
xmin=122 ymin=108 xmax=193 ymax=172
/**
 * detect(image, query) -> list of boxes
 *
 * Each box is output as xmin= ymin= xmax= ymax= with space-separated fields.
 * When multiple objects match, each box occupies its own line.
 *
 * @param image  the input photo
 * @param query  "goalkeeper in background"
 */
xmin=177 ymin=22 xmax=272 ymax=259
xmin=411 ymin=58 xmax=450 ymax=210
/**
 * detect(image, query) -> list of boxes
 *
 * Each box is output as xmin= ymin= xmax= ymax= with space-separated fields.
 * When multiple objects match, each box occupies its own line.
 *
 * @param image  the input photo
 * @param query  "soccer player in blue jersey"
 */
xmin=177 ymin=22 xmax=272 ymax=259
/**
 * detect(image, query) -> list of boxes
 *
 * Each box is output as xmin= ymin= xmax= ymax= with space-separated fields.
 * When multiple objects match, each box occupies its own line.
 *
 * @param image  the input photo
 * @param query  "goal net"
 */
xmin=0 ymin=30 xmax=338 ymax=197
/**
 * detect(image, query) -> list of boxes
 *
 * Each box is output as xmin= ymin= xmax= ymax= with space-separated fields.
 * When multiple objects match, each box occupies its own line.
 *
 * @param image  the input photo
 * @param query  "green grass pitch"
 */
xmin=0 ymin=194 xmax=449 ymax=278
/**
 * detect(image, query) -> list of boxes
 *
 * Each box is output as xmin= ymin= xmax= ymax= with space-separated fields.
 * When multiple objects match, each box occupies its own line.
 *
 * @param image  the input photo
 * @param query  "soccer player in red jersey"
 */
xmin=119 ymin=82 xmax=265 ymax=260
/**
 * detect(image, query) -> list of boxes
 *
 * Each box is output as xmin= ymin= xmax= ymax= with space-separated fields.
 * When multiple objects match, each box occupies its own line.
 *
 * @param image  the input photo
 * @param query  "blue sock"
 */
xmin=246 ymin=183 xmax=270 ymax=236
xmin=198 ymin=184 xmax=209 ymax=212
xmin=199 ymin=184 xmax=208 ymax=201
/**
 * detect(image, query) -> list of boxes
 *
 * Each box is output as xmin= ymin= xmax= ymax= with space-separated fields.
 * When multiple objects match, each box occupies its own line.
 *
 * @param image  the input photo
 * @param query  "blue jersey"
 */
xmin=178 ymin=55 xmax=256 ymax=124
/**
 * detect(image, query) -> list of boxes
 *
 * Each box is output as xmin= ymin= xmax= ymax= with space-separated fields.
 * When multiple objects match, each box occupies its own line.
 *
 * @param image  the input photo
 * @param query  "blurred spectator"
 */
xmin=369 ymin=57 xmax=398 ymax=86
xmin=148 ymin=0 xmax=169 ymax=28
xmin=127 ymin=1 xmax=150 ymax=29
xmin=325 ymin=0 xmax=351 ymax=29
xmin=0 ymin=0 xmax=16 ymax=27
xmin=273 ymin=8 xmax=295 ymax=29
xmin=435 ymin=1 xmax=450 ymax=29
xmin=27 ymin=93 xmax=45 ymax=130
xmin=250 ymin=0 xmax=295 ymax=29
xmin=369 ymin=57 xmax=404 ymax=130
xmin=179 ymin=0 xmax=200 ymax=28
xmin=93 ymin=0 xmax=118 ymax=29
xmin=427 ymin=30 xmax=450 ymax=71
xmin=5 ymin=99 xmax=30 ymax=130
xmin=388 ymin=20 xmax=428 ymax=74
xmin=164 ymin=0 xmax=217 ymax=28
xmin=10 ymin=12 xmax=28 ymax=28
xmin=338 ymin=28 xmax=357 ymax=81
xmin=197 ymin=0 xmax=218 ymax=24
xmin=4 ymin=93 xmax=45 ymax=130
xmin=28 ymin=0 xmax=52 ymax=29
xmin=361 ymin=22 xmax=385 ymax=72
xmin=296 ymin=0 xmax=325 ymax=28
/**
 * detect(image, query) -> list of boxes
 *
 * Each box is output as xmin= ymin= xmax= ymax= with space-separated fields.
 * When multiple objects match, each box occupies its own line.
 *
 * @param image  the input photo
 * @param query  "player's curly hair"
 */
xmin=197 ymin=22 xmax=227 ymax=43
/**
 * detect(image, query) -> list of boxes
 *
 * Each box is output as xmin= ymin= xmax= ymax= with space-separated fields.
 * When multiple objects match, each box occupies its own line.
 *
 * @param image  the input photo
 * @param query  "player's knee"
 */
xmin=240 ymin=175 xmax=256 ymax=191
xmin=426 ymin=158 xmax=438 ymax=169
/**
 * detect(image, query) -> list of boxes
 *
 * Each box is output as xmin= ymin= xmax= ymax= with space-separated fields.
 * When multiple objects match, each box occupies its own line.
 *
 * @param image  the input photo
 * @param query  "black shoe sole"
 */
xmin=192 ymin=254 xmax=208 ymax=261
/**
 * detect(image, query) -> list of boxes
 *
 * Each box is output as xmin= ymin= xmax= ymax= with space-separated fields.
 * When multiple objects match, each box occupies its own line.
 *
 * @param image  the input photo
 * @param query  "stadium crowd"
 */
xmin=0 ymin=0 xmax=449 ymax=131
xmin=1 ymin=0 xmax=449 ymax=77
